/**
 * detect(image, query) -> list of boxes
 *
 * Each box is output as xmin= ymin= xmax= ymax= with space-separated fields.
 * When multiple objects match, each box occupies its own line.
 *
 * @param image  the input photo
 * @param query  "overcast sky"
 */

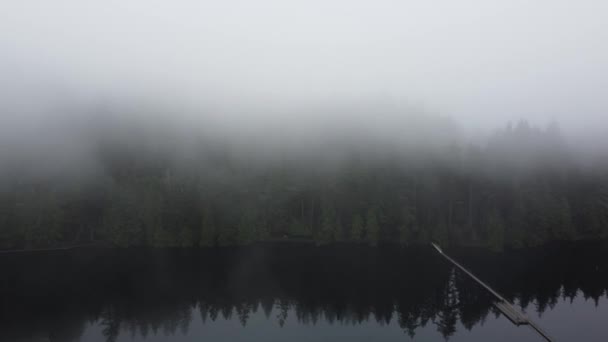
xmin=1 ymin=0 xmax=607 ymax=139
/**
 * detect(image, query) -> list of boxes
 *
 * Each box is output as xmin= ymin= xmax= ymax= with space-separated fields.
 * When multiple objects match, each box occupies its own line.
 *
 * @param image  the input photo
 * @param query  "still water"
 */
xmin=1 ymin=242 xmax=607 ymax=342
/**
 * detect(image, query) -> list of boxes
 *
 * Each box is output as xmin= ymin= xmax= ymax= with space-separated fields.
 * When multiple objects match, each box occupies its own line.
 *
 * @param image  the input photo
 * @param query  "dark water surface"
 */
xmin=2 ymin=242 xmax=608 ymax=342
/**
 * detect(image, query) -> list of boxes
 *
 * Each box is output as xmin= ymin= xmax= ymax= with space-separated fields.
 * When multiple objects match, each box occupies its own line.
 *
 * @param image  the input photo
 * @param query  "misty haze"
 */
xmin=1 ymin=1 xmax=608 ymax=342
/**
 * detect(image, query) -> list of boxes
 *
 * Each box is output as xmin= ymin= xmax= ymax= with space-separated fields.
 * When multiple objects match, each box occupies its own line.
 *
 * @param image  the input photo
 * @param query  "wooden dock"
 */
xmin=431 ymin=243 xmax=554 ymax=342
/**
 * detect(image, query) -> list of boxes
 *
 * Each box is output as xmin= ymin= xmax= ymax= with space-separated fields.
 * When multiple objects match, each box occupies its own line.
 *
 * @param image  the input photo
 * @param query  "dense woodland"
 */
xmin=0 ymin=114 xmax=607 ymax=251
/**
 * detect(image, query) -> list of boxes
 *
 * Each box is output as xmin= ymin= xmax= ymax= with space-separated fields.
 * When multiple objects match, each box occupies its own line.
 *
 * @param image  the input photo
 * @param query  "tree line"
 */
xmin=0 ymin=119 xmax=607 ymax=250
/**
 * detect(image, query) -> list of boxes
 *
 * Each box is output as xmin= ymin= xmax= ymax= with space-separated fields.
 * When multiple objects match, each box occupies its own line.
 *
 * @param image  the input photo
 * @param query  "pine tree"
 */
xmin=316 ymin=199 xmax=336 ymax=245
xmin=486 ymin=207 xmax=505 ymax=252
xmin=199 ymin=209 xmax=216 ymax=247
xmin=366 ymin=208 xmax=380 ymax=247
xmin=236 ymin=209 xmax=257 ymax=246
xmin=398 ymin=204 xmax=416 ymax=245
xmin=350 ymin=214 xmax=364 ymax=242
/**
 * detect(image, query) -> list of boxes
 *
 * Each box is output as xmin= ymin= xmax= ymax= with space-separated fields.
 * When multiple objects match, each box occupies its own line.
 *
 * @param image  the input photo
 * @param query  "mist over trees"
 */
xmin=0 ymin=108 xmax=607 ymax=251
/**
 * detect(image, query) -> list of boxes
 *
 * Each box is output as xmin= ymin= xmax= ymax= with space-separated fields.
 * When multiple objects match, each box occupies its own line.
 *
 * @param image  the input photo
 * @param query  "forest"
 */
xmin=0 ymin=114 xmax=607 ymax=251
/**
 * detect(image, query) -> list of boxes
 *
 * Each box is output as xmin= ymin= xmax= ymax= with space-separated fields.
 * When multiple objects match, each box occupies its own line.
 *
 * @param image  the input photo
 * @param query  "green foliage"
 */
xmin=256 ymin=220 xmax=270 ymax=241
xmin=103 ymin=206 xmax=138 ymax=247
xmin=550 ymin=197 xmax=575 ymax=240
xmin=431 ymin=221 xmax=449 ymax=247
xmin=316 ymin=200 xmax=336 ymax=246
xmin=1 ymin=120 xmax=608 ymax=250
xmin=350 ymin=214 xmax=364 ymax=242
xmin=485 ymin=208 xmax=505 ymax=252
xmin=505 ymin=196 xmax=526 ymax=248
xmin=199 ymin=209 xmax=216 ymax=247
xmin=288 ymin=219 xmax=310 ymax=236
xmin=398 ymin=204 xmax=417 ymax=245
xmin=102 ymin=189 xmax=143 ymax=247
xmin=365 ymin=208 xmax=380 ymax=247
xmin=0 ymin=198 xmax=17 ymax=249
xmin=217 ymin=224 xmax=237 ymax=247
xmin=177 ymin=226 xmax=196 ymax=247
xmin=236 ymin=209 xmax=257 ymax=246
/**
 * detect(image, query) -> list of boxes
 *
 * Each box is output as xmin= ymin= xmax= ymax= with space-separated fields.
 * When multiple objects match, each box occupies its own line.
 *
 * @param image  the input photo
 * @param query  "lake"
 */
xmin=1 ymin=242 xmax=607 ymax=341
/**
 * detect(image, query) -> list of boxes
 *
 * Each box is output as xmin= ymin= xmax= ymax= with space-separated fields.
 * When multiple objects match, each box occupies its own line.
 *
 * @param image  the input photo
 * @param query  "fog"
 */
xmin=4 ymin=5 xmax=608 ymax=340
xmin=1 ymin=0 xmax=607 ymax=173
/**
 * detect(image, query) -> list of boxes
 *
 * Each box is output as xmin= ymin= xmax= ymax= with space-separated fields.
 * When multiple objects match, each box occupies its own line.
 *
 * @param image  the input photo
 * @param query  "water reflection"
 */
xmin=1 ymin=242 xmax=607 ymax=342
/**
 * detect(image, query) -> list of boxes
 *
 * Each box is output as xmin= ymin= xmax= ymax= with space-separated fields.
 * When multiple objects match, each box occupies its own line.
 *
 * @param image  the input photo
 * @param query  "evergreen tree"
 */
xmin=199 ymin=208 xmax=216 ymax=247
xmin=398 ymin=204 xmax=416 ymax=245
xmin=236 ymin=209 xmax=257 ymax=245
xmin=350 ymin=214 xmax=364 ymax=242
xmin=485 ymin=207 xmax=505 ymax=252
xmin=217 ymin=224 xmax=237 ymax=247
xmin=366 ymin=208 xmax=380 ymax=247
xmin=316 ymin=200 xmax=335 ymax=245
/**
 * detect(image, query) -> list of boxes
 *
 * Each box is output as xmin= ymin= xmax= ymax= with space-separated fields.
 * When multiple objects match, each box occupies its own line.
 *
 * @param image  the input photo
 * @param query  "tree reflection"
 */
xmin=0 ymin=242 xmax=607 ymax=342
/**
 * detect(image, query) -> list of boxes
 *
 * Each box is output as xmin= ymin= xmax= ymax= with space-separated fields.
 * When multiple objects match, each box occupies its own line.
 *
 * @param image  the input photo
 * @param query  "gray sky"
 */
xmin=1 ymin=0 xmax=607 ymax=138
